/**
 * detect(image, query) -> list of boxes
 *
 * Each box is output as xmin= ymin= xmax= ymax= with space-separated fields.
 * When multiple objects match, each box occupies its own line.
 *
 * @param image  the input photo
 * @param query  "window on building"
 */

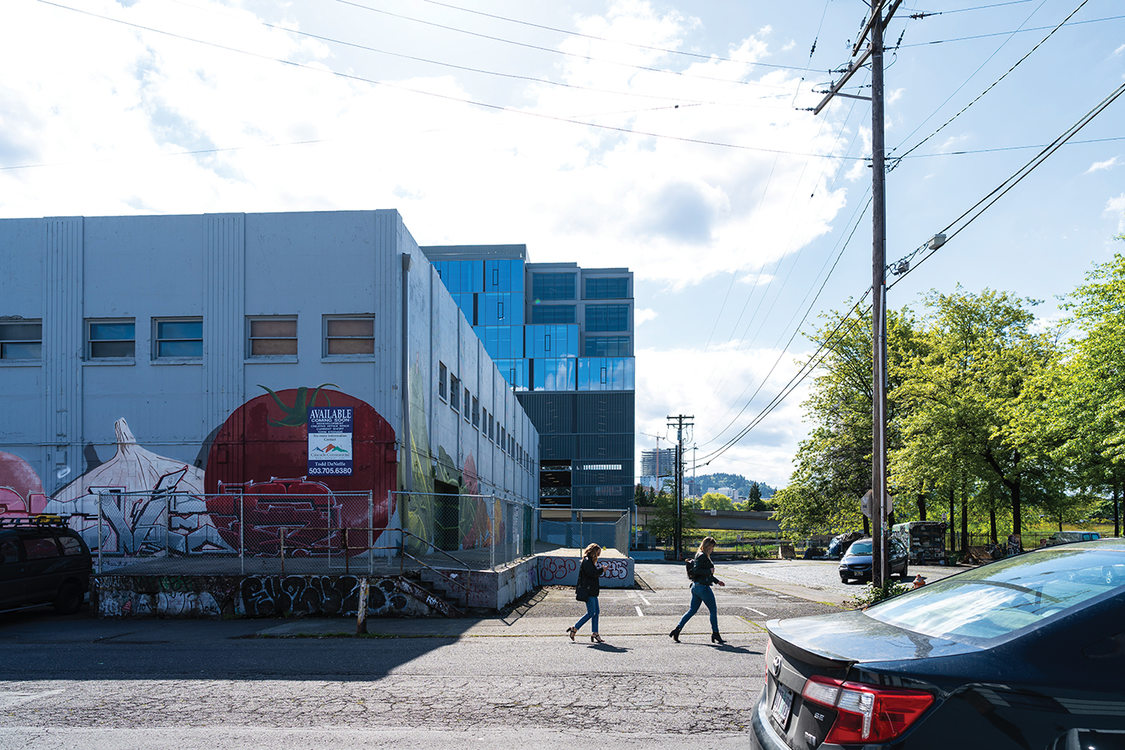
xmin=247 ymin=316 xmax=297 ymax=357
xmin=584 ymin=335 xmax=631 ymax=357
xmin=153 ymin=318 xmax=203 ymax=359
xmin=488 ymin=414 xmax=495 ymax=442
xmin=450 ymin=374 xmax=461 ymax=412
xmin=324 ymin=315 xmax=374 ymax=356
xmin=86 ymin=319 xmax=135 ymax=360
xmin=481 ymin=407 xmax=489 ymax=436
xmin=532 ymin=273 xmax=576 ymax=300
xmin=472 ymin=396 xmax=480 ymax=428
xmin=585 ymin=304 xmax=629 ymax=332
xmin=0 ymin=320 xmax=43 ymax=361
xmin=438 ymin=362 xmax=448 ymax=401
xmin=530 ymin=305 xmax=576 ymax=324
xmin=584 ymin=277 xmax=629 ymax=299
xmin=464 ymin=387 xmax=471 ymax=422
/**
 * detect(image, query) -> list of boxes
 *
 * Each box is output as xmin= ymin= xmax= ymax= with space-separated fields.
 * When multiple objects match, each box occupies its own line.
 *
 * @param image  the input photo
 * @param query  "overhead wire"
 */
xmin=889 ymin=0 xmax=1093 ymax=169
xmin=897 ymin=12 xmax=1124 ymax=46
xmin=35 ymin=0 xmax=866 ymax=162
xmin=695 ymin=77 xmax=1125 ymax=466
xmin=411 ymin=0 xmax=821 ymax=72
xmin=335 ymin=0 xmax=820 ymax=84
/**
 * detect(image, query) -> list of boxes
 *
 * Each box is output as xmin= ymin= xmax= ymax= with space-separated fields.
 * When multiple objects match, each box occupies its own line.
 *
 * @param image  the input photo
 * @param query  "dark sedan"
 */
xmin=839 ymin=537 xmax=909 ymax=583
xmin=751 ymin=538 xmax=1125 ymax=750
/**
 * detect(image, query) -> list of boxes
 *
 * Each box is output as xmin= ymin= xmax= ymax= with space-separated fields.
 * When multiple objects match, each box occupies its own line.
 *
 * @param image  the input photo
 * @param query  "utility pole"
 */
xmin=668 ymin=414 xmax=693 ymax=560
xmin=812 ymin=1 xmax=901 ymax=587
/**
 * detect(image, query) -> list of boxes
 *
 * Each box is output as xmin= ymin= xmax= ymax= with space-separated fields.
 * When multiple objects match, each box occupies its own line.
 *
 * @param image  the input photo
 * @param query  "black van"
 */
xmin=0 ymin=516 xmax=92 ymax=614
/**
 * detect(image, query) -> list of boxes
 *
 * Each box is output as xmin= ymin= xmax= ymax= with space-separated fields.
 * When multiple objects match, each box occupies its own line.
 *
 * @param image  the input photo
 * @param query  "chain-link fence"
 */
xmin=86 ymin=486 xmax=379 ymax=574
xmin=538 ymin=508 xmax=630 ymax=554
xmin=395 ymin=491 xmax=535 ymax=570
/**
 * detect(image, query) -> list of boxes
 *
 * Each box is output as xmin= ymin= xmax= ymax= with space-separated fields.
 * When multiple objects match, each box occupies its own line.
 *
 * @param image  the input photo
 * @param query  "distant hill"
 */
xmin=689 ymin=473 xmax=775 ymax=499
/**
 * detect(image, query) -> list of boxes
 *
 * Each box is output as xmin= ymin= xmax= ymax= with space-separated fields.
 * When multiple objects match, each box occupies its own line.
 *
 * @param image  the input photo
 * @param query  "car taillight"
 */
xmin=801 ymin=676 xmax=934 ymax=743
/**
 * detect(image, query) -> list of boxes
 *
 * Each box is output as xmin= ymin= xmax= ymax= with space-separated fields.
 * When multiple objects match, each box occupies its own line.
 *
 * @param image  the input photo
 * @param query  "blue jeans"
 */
xmin=676 ymin=582 xmax=719 ymax=632
xmin=574 ymin=595 xmax=600 ymax=633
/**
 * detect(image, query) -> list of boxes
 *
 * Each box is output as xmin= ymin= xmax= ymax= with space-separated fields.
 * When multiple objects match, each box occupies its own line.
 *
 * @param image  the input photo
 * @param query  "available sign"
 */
xmin=307 ymin=406 xmax=353 ymax=476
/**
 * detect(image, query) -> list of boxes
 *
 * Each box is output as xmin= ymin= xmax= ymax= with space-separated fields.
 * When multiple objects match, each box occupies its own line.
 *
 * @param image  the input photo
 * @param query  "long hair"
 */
xmin=697 ymin=536 xmax=717 ymax=555
xmin=583 ymin=543 xmax=602 ymax=561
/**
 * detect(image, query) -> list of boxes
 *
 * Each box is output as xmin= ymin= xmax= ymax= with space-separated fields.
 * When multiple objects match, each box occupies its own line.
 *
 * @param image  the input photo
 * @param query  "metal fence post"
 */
xmin=239 ymin=493 xmax=245 ymax=576
xmin=96 ymin=491 xmax=103 ymax=575
xmin=369 ymin=491 xmax=375 ymax=576
xmin=490 ymin=495 xmax=496 ymax=571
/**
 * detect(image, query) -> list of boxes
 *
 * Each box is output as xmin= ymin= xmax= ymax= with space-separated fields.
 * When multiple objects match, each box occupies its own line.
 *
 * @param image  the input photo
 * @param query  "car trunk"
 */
xmin=762 ymin=611 xmax=978 ymax=748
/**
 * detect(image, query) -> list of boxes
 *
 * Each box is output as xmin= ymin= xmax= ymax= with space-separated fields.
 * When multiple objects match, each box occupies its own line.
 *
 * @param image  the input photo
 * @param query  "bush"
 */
xmin=848 ymin=580 xmax=911 ymax=609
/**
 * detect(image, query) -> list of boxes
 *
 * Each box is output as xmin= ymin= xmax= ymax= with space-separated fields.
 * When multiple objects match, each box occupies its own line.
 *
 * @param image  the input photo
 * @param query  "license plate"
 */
xmin=770 ymin=683 xmax=794 ymax=728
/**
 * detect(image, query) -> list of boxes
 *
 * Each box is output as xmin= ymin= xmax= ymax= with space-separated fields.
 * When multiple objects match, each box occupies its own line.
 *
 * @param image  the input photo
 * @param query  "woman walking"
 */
xmin=567 ymin=543 xmax=606 ymax=643
xmin=669 ymin=536 xmax=726 ymax=644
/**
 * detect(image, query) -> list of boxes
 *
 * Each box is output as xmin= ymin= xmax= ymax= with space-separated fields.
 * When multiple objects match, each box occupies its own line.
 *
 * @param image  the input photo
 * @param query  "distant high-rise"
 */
xmin=423 ymin=245 xmax=634 ymax=523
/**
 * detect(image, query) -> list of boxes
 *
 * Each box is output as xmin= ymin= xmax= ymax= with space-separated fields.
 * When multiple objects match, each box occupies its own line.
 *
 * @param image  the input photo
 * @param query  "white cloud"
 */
xmin=1086 ymin=157 xmax=1120 ymax=174
xmin=1115 ymin=43 xmax=1125 ymax=56
xmin=635 ymin=343 xmax=814 ymax=487
xmin=0 ymin=0 xmax=852 ymax=292
xmin=1107 ymin=194 xmax=1125 ymax=232
xmin=635 ymin=307 xmax=658 ymax=325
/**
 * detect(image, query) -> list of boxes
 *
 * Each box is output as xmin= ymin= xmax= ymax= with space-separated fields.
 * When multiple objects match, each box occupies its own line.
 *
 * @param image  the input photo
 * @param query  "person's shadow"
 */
xmin=588 ymin=642 xmax=630 ymax=653
xmin=710 ymin=643 xmax=759 ymax=654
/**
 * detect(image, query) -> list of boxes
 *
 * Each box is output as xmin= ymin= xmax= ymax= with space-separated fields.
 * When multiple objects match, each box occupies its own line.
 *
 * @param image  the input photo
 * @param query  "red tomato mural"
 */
xmin=204 ymin=386 xmax=397 ymax=555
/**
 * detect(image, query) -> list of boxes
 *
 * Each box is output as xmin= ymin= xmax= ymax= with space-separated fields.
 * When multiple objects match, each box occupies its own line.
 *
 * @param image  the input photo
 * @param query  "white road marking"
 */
xmin=635 ymin=606 xmax=644 ymax=617
xmin=638 ymin=593 xmax=652 ymax=606
xmin=742 ymin=606 xmax=767 ymax=617
xmin=0 ymin=689 xmax=62 ymax=709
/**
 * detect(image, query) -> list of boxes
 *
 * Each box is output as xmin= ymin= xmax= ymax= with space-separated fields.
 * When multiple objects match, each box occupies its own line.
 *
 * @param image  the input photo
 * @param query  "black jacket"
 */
xmin=577 ymin=558 xmax=604 ymax=596
xmin=690 ymin=552 xmax=718 ymax=585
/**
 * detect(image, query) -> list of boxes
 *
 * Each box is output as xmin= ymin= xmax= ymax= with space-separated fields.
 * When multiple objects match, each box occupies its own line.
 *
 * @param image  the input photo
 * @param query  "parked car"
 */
xmin=838 ymin=537 xmax=909 ymax=583
xmin=0 ymin=516 xmax=92 ymax=614
xmin=751 ymin=538 xmax=1125 ymax=750
xmin=1044 ymin=530 xmax=1100 ymax=546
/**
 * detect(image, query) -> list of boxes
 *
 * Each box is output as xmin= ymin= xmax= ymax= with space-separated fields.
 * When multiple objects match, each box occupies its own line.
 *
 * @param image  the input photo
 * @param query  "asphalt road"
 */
xmin=0 ymin=558 xmax=955 ymax=749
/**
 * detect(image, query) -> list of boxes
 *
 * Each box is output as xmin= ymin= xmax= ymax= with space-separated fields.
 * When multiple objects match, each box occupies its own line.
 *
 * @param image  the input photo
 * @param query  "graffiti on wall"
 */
xmin=0 ymin=387 xmax=398 ymax=557
xmin=537 ymin=554 xmax=634 ymax=587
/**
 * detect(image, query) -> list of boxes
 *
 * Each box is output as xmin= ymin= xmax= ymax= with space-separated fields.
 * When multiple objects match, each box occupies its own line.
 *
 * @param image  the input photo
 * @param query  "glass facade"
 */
xmin=531 ymin=305 xmax=576 ymax=324
xmin=531 ymin=357 xmax=577 ymax=391
xmin=577 ymin=357 xmax=634 ymax=391
xmin=584 ymin=277 xmax=628 ymax=299
xmin=532 ymin=272 xmax=576 ymax=301
xmin=584 ymin=335 xmax=631 ymax=357
xmin=585 ymin=304 xmax=629 ymax=332
xmin=525 ymin=324 xmax=579 ymax=358
xmin=423 ymin=246 xmax=634 ymax=517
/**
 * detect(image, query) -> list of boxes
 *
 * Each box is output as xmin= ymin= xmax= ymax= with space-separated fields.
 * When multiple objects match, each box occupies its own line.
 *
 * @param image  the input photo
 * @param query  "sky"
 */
xmin=2 ymin=0 xmax=1123 ymax=489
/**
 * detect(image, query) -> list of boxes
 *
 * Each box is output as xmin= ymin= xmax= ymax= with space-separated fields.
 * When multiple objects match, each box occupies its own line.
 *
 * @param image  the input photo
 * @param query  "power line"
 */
xmin=411 ymin=0 xmax=822 ymax=73
xmin=890 ymin=0 xmax=1093 ymax=169
xmin=336 ymin=0 xmax=816 ymax=85
xmin=898 ymin=12 xmax=1122 ymax=46
xmin=35 ymin=1 xmax=866 ymax=161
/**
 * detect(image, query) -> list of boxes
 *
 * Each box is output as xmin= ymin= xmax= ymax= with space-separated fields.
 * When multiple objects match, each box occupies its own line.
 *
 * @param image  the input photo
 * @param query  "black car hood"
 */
xmin=769 ymin=609 xmax=984 ymax=663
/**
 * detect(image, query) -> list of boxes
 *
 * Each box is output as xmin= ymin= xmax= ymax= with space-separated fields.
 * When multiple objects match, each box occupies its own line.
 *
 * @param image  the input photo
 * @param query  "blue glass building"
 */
xmin=423 ymin=245 xmax=634 ymax=521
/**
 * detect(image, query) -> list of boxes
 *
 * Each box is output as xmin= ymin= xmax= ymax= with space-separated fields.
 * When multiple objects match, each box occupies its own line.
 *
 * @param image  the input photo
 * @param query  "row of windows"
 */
xmin=437 ymin=361 xmax=532 ymax=471
xmin=530 ymin=273 xmax=629 ymax=301
xmin=433 ymin=259 xmax=525 ymax=294
xmin=0 ymin=316 xmax=375 ymax=362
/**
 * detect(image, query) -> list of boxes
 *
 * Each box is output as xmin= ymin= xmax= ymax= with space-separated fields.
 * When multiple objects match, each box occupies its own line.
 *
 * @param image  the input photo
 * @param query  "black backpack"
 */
xmin=684 ymin=557 xmax=696 ymax=581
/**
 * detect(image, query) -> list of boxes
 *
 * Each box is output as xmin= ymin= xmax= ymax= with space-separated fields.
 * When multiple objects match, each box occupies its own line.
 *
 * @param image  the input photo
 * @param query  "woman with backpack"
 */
xmin=567 ymin=543 xmax=606 ymax=643
xmin=669 ymin=536 xmax=726 ymax=644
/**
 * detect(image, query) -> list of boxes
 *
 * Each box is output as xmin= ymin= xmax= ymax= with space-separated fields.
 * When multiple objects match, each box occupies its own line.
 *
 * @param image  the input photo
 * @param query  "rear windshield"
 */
xmin=866 ymin=544 xmax=1125 ymax=644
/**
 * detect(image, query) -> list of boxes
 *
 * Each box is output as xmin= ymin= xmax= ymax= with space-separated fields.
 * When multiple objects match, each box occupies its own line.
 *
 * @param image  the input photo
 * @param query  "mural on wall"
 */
xmin=537 ymin=554 xmax=634 ymax=587
xmin=0 ymin=386 xmax=399 ymax=558
xmin=0 ymin=451 xmax=48 ymax=518
xmin=41 ymin=419 xmax=224 ymax=553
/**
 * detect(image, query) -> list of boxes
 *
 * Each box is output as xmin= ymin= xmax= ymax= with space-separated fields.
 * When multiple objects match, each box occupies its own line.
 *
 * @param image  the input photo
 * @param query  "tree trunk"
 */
xmin=862 ymin=515 xmax=870 ymax=536
xmin=989 ymin=505 xmax=997 ymax=545
xmin=960 ymin=471 xmax=969 ymax=555
xmin=949 ymin=487 xmax=956 ymax=553
xmin=1010 ymin=450 xmax=1022 ymax=537
xmin=1114 ymin=480 xmax=1120 ymax=539
xmin=917 ymin=492 xmax=927 ymax=521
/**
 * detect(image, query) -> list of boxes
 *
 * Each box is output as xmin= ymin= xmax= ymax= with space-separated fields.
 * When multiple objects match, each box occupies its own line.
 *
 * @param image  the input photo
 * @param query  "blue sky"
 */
xmin=2 ymin=0 xmax=1122 ymax=487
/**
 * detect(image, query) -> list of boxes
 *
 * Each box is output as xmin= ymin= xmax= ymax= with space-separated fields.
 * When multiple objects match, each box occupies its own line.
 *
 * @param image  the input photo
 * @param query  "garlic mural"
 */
xmin=46 ymin=418 xmax=227 ymax=554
